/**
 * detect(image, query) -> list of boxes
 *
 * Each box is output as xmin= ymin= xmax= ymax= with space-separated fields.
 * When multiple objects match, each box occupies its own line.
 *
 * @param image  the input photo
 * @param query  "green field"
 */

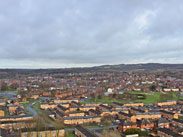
xmin=65 ymin=131 xmax=75 ymax=137
xmin=131 ymin=91 xmax=182 ymax=104
xmin=33 ymin=101 xmax=41 ymax=112
xmin=130 ymin=91 xmax=162 ymax=104
xmin=0 ymin=88 xmax=18 ymax=92
xmin=21 ymin=102 xmax=32 ymax=115
xmin=21 ymin=98 xmax=43 ymax=115
xmin=85 ymin=96 xmax=131 ymax=104
xmin=85 ymin=91 xmax=183 ymax=104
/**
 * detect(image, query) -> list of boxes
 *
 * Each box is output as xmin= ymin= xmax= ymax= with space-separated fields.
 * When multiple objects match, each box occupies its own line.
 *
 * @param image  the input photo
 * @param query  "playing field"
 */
xmin=130 ymin=91 xmax=162 ymax=104
xmin=85 ymin=91 xmax=183 ymax=104
xmin=85 ymin=96 xmax=131 ymax=104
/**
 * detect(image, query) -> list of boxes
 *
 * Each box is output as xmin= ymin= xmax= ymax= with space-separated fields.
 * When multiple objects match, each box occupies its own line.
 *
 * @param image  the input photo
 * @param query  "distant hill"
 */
xmin=95 ymin=63 xmax=183 ymax=71
xmin=1 ymin=63 xmax=183 ymax=77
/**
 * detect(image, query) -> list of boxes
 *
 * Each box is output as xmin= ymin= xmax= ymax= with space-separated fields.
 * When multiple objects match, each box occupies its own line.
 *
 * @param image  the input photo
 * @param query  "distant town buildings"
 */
xmin=1 ymin=70 xmax=183 ymax=136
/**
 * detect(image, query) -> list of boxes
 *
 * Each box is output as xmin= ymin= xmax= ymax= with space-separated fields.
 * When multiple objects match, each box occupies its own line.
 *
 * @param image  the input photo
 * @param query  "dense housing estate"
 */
xmin=1 ymin=69 xmax=183 ymax=136
xmin=2 ymin=95 xmax=183 ymax=136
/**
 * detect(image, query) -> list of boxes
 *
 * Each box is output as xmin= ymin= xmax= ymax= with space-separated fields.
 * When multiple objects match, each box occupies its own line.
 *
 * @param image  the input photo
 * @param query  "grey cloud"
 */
xmin=0 ymin=0 xmax=183 ymax=68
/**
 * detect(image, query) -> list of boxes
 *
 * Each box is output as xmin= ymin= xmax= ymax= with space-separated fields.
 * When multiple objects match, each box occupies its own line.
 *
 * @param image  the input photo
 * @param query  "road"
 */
xmin=26 ymin=104 xmax=38 ymax=116
xmin=0 ymin=91 xmax=17 ymax=98
xmin=25 ymin=98 xmax=44 ymax=117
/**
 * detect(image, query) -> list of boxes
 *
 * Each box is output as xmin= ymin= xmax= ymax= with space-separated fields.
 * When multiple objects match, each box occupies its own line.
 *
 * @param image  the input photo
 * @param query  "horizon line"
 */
xmin=0 ymin=62 xmax=183 ymax=69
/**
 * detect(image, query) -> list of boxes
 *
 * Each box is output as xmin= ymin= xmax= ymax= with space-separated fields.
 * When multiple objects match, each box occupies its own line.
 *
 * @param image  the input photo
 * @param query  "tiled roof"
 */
xmin=158 ymin=128 xmax=183 ymax=137
xmin=75 ymin=125 xmax=98 ymax=137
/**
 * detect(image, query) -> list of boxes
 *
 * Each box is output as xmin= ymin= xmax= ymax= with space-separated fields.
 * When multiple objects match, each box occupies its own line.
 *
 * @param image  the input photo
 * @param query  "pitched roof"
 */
xmin=172 ymin=118 xmax=183 ymax=124
xmin=118 ymin=111 xmax=133 ymax=117
xmin=120 ymin=119 xmax=136 ymax=126
xmin=57 ymin=104 xmax=67 ymax=111
xmin=75 ymin=125 xmax=99 ymax=137
xmin=158 ymin=128 xmax=183 ymax=137
xmin=160 ymin=110 xmax=175 ymax=115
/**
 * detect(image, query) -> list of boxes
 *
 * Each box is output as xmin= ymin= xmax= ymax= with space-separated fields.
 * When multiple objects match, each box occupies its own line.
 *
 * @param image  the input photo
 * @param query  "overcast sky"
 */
xmin=0 ymin=0 xmax=183 ymax=68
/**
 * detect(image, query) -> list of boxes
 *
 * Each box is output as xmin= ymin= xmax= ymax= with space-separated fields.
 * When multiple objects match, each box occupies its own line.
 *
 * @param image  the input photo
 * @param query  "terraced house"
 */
xmin=20 ymin=128 xmax=65 ymax=137
xmin=160 ymin=110 xmax=179 ymax=119
xmin=75 ymin=125 xmax=99 ymax=137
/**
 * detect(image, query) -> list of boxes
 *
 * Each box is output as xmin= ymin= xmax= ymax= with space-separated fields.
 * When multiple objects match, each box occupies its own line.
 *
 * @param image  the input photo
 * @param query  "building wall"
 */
xmin=40 ymin=104 xmax=57 ymax=109
xmin=63 ymin=117 xmax=101 ymax=125
xmin=89 ymin=111 xmax=99 ymax=117
xmin=158 ymin=123 xmax=170 ymax=128
xmin=31 ymin=95 xmax=39 ymax=99
xmin=139 ymin=123 xmax=154 ymax=129
xmin=0 ymin=122 xmax=36 ymax=130
xmin=82 ymin=103 xmax=108 ymax=107
xmin=9 ymin=107 xmax=17 ymax=113
xmin=161 ymin=112 xmax=179 ymax=119
xmin=123 ymin=103 xmax=144 ymax=107
xmin=118 ymin=114 xmax=136 ymax=123
xmin=21 ymin=129 xmax=65 ymax=137
xmin=68 ymin=112 xmax=85 ymax=117
xmin=157 ymin=101 xmax=177 ymax=106
xmin=0 ymin=116 xmax=33 ymax=122
xmin=69 ymin=107 xmax=78 ymax=112
xmin=0 ymin=102 xmax=6 ymax=106
xmin=118 ymin=125 xmax=137 ymax=132
xmin=178 ymin=100 xmax=183 ymax=104
xmin=0 ymin=110 xmax=4 ymax=117
xmin=136 ymin=114 xmax=161 ymax=120
xmin=53 ymin=99 xmax=79 ymax=104
xmin=80 ymin=106 xmax=96 ymax=112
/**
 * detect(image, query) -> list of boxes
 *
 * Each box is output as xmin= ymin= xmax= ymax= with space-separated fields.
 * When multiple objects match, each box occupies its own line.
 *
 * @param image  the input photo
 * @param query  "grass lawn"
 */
xmin=65 ymin=132 xmax=75 ymax=137
xmin=85 ymin=96 xmax=131 ymax=104
xmin=33 ymin=101 xmax=41 ymax=112
xmin=179 ymin=116 xmax=183 ymax=120
xmin=85 ymin=124 xmax=101 ymax=128
xmin=20 ymin=98 xmax=43 ymax=115
xmin=39 ymin=112 xmax=65 ymax=128
xmin=21 ymin=103 xmax=32 ymax=115
xmin=31 ymin=98 xmax=44 ymax=113
xmin=128 ymin=91 xmax=149 ymax=94
xmin=0 ymin=88 xmax=18 ymax=92
xmin=0 ymin=96 xmax=9 ymax=99
xmin=132 ymin=91 xmax=162 ymax=104
xmin=172 ymin=92 xmax=182 ymax=100
xmin=85 ymin=91 xmax=183 ymax=104
xmin=4 ymin=109 xmax=8 ymax=116
xmin=133 ymin=91 xmax=183 ymax=104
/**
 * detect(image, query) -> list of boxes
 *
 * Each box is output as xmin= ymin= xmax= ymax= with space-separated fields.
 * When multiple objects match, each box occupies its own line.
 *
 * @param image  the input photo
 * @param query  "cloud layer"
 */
xmin=0 ymin=0 xmax=183 ymax=68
